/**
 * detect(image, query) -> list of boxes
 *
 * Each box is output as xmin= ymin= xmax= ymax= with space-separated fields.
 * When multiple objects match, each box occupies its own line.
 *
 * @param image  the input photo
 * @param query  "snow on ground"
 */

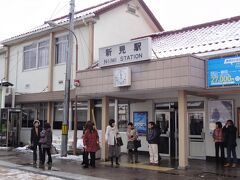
xmin=53 ymin=154 xmax=83 ymax=161
xmin=0 ymin=167 xmax=63 ymax=180
xmin=0 ymin=147 xmax=11 ymax=151
xmin=12 ymin=146 xmax=33 ymax=153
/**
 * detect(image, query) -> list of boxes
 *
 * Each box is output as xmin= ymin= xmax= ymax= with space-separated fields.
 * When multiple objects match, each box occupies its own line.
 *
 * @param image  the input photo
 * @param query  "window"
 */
xmin=22 ymin=105 xmax=35 ymax=128
xmin=55 ymin=35 xmax=68 ymax=64
xmin=53 ymin=102 xmax=63 ymax=129
xmin=38 ymin=41 xmax=49 ymax=67
xmin=72 ymin=102 xmax=88 ymax=130
xmin=23 ymin=44 xmax=37 ymax=70
xmin=23 ymin=40 xmax=49 ymax=70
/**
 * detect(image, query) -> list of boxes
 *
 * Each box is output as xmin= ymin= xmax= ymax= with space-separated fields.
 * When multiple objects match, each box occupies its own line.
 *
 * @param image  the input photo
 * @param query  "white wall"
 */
xmin=94 ymin=2 xmax=156 ymax=62
xmin=8 ymin=41 xmax=49 ymax=94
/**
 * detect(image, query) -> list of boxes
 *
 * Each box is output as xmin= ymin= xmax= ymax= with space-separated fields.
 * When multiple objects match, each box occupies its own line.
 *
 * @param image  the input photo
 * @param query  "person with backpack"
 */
xmin=30 ymin=119 xmax=42 ymax=167
xmin=147 ymin=121 xmax=161 ymax=165
xmin=39 ymin=123 xmax=52 ymax=169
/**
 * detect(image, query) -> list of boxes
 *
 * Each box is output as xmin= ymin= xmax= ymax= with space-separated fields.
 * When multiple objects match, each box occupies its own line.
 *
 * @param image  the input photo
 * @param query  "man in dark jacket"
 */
xmin=223 ymin=119 xmax=237 ymax=168
xmin=30 ymin=119 xmax=42 ymax=167
xmin=147 ymin=122 xmax=160 ymax=165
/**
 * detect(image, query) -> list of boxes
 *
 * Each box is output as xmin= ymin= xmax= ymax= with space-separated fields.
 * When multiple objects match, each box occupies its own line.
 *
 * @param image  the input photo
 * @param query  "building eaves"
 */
xmin=1 ymin=0 xmax=163 ymax=45
xmin=149 ymin=16 xmax=240 ymax=59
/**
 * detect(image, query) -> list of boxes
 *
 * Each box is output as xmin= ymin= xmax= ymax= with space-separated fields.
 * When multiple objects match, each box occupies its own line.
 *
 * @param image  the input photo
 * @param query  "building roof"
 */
xmin=1 ymin=0 xmax=163 ymax=45
xmin=150 ymin=16 xmax=240 ymax=58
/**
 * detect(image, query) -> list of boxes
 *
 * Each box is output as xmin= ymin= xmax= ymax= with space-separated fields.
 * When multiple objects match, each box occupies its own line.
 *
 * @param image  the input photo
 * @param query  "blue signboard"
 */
xmin=207 ymin=56 xmax=240 ymax=87
xmin=133 ymin=112 xmax=148 ymax=135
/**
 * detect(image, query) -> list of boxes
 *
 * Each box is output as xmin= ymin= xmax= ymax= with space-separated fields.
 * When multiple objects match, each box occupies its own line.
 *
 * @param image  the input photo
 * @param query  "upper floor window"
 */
xmin=55 ymin=35 xmax=68 ymax=64
xmin=23 ymin=40 xmax=49 ymax=70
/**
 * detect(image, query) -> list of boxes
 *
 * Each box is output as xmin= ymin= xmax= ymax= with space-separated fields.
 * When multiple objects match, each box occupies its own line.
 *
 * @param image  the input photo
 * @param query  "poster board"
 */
xmin=208 ymin=100 xmax=234 ymax=133
xmin=133 ymin=112 xmax=148 ymax=136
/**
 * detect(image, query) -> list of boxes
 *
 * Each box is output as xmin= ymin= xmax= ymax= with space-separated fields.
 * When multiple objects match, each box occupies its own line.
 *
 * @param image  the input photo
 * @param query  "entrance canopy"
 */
xmin=76 ymin=55 xmax=205 ymax=100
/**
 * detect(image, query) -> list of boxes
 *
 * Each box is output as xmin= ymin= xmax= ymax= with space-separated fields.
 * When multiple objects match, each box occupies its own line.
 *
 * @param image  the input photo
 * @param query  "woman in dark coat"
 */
xmin=30 ymin=119 xmax=42 ymax=167
xmin=39 ymin=123 xmax=52 ymax=168
xmin=83 ymin=121 xmax=99 ymax=168
xmin=223 ymin=120 xmax=237 ymax=167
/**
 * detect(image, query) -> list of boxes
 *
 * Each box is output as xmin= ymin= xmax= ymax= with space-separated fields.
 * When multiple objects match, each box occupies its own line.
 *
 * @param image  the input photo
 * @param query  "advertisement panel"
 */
xmin=207 ymin=56 xmax=240 ymax=87
xmin=133 ymin=112 xmax=148 ymax=135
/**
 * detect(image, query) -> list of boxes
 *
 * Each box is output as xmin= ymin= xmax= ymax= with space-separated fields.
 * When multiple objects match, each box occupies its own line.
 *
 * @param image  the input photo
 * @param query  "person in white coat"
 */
xmin=105 ymin=119 xmax=120 ymax=166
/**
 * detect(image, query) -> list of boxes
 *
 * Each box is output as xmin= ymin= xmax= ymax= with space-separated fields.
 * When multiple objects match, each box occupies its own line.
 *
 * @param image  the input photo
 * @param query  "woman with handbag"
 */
xmin=105 ymin=119 xmax=121 ymax=167
xmin=127 ymin=122 xmax=139 ymax=163
xmin=39 ymin=123 xmax=52 ymax=169
xmin=83 ymin=121 xmax=99 ymax=168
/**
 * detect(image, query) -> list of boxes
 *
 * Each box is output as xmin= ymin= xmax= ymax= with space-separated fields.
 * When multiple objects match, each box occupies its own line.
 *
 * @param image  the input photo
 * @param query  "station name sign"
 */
xmin=99 ymin=38 xmax=152 ymax=67
xmin=207 ymin=55 xmax=240 ymax=87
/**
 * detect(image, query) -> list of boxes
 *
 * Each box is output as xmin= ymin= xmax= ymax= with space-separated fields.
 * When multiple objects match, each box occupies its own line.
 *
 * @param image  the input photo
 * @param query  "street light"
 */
xmin=45 ymin=0 xmax=77 ymax=157
xmin=45 ymin=20 xmax=79 ymax=156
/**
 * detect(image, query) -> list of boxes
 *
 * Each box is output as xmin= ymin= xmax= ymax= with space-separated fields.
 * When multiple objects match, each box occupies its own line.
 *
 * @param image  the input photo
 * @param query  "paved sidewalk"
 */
xmin=0 ymin=150 xmax=240 ymax=180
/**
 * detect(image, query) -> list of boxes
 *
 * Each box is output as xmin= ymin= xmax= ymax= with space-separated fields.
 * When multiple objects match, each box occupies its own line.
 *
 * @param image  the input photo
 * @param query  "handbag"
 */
xmin=127 ymin=141 xmax=135 ymax=149
xmin=116 ymin=136 xmax=123 ymax=146
xmin=134 ymin=139 xmax=141 ymax=148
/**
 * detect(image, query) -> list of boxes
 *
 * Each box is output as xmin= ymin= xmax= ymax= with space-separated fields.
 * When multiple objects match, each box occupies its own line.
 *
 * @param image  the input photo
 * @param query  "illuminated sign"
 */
xmin=207 ymin=56 xmax=240 ymax=87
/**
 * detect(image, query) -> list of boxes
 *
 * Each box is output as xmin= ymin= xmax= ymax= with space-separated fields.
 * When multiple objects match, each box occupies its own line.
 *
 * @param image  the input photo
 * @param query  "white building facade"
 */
xmin=0 ymin=0 xmax=162 ymax=150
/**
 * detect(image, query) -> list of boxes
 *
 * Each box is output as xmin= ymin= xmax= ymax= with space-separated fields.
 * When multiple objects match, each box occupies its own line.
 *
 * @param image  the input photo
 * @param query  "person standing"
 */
xmin=147 ymin=122 xmax=160 ymax=165
xmin=39 ymin=123 xmax=52 ymax=169
xmin=30 ymin=119 xmax=42 ymax=167
xmin=223 ymin=120 xmax=237 ymax=168
xmin=213 ymin=121 xmax=225 ymax=163
xmin=126 ymin=122 xmax=139 ymax=163
xmin=105 ymin=119 xmax=120 ymax=167
xmin=83 ymin=121 xmax=99 ymax=168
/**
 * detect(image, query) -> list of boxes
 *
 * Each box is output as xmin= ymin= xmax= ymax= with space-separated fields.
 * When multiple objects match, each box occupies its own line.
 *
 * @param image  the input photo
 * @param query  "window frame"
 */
xmin=23 ymin=40 xmax=49 ymax=71
xmin=55 ymin=35 xmax=69 ymax=65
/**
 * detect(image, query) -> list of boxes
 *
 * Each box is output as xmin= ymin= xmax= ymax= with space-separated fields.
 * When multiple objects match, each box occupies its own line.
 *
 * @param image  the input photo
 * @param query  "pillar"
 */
xmin=101 ymin=96 xmax=109 ymax=161
xmin=47 ymin=102 xmax=53 ymax=125
xmin=87 ymin=99 xmax=94 ymax=121
xmin=48 ymin=32 xmax=54 ymax=92
xmin=88 ymin=21 xmax=94 ymax=67
xmin=178 ymin=90 xmax=188 ymax=169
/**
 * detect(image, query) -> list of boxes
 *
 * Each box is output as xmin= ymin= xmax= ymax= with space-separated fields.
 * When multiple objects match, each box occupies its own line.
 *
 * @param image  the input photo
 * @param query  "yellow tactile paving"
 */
xmin=100 ymin=162 xmax=174 ymax=172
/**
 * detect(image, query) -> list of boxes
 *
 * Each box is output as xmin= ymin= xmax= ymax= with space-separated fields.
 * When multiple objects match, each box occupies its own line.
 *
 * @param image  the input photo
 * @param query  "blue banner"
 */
xmin=207 ymin=56 xmax=240 ymax=87
xmin=133 ymin=112 xmax=148 ymax=135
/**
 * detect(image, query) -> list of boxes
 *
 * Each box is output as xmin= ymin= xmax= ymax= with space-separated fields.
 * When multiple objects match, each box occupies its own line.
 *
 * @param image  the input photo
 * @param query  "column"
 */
xmin=47 ymin=102 xmax=53 ymax=125
xmin=4 ymin=47 xmax=10 ymax=81
xmin=88 ymin=21 xmax=94 ymax=67
xmin=48 ymin=32 xmax=54 ymax=92
xmin=101 ymin=96 xmax=109 ymax=161
xmin=178 ymin=90 xmax=188 ymax=169
xmin=87 ymin=99 xmax=94 ymax=121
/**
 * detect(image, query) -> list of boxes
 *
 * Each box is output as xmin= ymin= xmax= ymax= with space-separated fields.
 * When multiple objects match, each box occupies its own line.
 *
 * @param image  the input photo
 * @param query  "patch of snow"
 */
xmin=13 ymin=146 xmax=33 ymax=153
xmin=0 ymin=147 xmax=11 ymax=151
xmin=77 ymin=139 xmax=84 ymax=149
xmin=53 ymin=154 xmax=83 ymax=161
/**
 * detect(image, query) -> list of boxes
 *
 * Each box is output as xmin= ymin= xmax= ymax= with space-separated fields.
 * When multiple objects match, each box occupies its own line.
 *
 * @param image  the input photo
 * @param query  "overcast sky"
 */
xmin=0 ymin=0 xmax=239 ymax=41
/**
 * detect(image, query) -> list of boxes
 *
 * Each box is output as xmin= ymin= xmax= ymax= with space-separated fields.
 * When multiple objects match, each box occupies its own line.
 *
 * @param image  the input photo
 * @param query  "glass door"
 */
xmin=188 ymin=111 xmax=205 ymax=159
xmin=155 ymin=111 xmax=170 ymax=156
